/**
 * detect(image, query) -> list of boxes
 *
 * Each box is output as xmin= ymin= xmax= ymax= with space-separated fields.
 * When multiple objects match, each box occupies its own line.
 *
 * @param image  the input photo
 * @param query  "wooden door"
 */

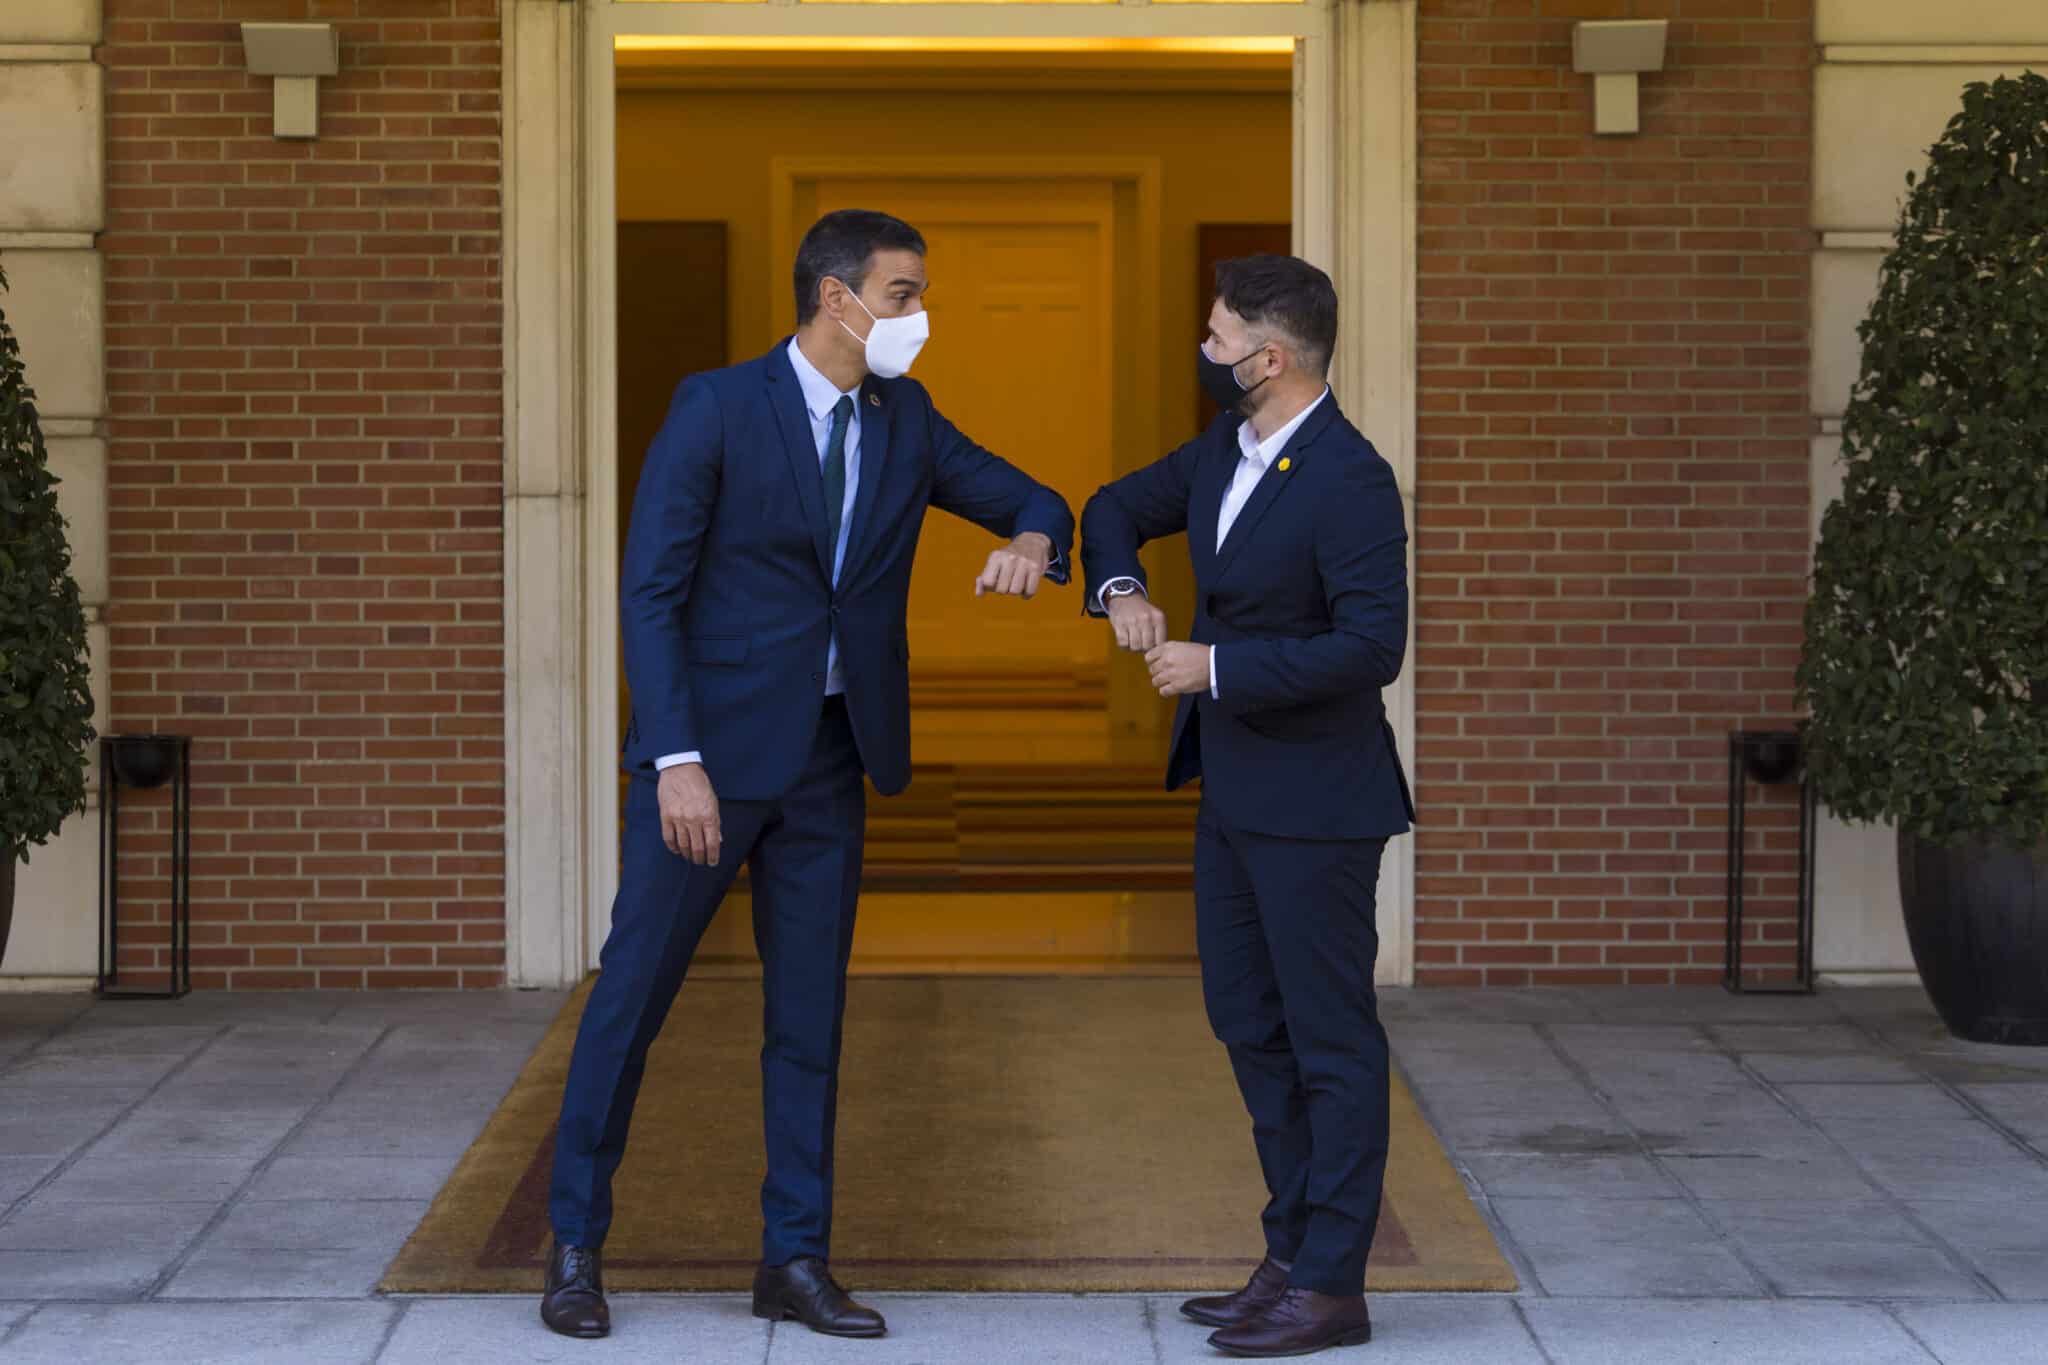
xmin=811 ymin=179 xmax=1116 ymax=757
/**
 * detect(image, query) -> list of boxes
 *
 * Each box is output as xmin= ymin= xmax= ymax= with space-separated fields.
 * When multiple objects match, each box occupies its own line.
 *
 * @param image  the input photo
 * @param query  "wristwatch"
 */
xmin=1101 ymin=578 xmax=1143 ymax=603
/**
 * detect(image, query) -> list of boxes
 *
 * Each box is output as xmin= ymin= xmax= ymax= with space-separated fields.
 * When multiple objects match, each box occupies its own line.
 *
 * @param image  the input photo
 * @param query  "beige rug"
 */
xmin=382 ymin=977 xmax=1516 ymax=1293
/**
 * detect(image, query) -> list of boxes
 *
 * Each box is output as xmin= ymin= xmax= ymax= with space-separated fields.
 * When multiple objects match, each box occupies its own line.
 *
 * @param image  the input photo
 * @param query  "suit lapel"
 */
xmin=764 ymin=342 xmax=835 ymax=582
xmin=840 ymin=377 xmax=891 ymax=584
xmin=1212 ymin=396 xmax=1341 ymax=582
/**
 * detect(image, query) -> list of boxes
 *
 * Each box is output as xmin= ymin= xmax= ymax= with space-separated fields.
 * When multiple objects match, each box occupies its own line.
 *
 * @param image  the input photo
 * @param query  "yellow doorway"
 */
xmin=612 ymin=46 xmax=1291 ymax=972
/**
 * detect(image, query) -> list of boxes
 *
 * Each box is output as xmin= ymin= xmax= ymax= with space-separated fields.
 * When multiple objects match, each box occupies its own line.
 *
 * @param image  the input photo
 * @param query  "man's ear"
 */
xmin=822 ymin=275 xmax=860 ymax=326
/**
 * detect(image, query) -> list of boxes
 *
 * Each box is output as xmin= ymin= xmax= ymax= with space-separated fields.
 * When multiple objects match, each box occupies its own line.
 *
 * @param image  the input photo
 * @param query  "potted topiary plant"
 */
xmin=0 ymin=261 xmax=97 ymax=967
xmin=1798 ymin=72 xmax=2048 ymax=1045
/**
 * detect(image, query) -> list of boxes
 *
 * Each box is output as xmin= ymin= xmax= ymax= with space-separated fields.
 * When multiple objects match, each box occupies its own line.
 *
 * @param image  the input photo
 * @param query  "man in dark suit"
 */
xmin=541 ymin=210 xmax=1074 ymax=1342
xmin=1081 ymin=255 xmax=1412 ymax=1358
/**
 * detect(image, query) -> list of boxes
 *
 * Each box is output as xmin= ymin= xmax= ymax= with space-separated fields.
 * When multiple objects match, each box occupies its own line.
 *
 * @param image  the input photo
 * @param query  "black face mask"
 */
xmin=1196 ymin=342 xmax=1272 ymax=417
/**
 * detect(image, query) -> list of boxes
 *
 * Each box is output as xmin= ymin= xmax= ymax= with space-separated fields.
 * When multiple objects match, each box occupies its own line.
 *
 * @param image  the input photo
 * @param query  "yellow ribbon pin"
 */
xmin=1278 ymin=457 xmax=1292 ymax=472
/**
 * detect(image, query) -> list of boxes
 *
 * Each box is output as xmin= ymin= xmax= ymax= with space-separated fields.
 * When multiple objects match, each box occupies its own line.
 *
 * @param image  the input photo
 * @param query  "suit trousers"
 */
xmin=1194 ymin=800 xmax=1390 ymax=1297
xmin=550 ymin=697 xmax=866 ymax=1266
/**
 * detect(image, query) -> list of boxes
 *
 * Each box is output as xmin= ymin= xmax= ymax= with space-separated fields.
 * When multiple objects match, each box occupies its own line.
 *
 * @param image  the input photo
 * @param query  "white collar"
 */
xmin=787 ymin=338 xmax=861 ymax=424
xmin=1236 ymin=387 xmax=1330 ymax=469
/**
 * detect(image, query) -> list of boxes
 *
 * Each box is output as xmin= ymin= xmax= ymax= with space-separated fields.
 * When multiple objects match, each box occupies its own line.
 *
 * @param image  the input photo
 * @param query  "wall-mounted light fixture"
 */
xmin=1572 ymin=19 xmax=1667 ymax=136
xmin=240 ymin=22 xmax=340 ymax=140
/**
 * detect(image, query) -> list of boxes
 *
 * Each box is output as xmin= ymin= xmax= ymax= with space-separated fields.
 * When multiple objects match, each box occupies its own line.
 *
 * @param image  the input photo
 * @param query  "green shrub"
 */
xmin=1797 ymin=72 xmax=2048 ymax=847
xmin=0 ymin=261 xmax=96 ymax=862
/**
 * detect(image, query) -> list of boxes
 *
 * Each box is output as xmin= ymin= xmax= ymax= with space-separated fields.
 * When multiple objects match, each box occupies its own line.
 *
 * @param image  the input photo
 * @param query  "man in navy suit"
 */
xmin=541 ymin=210 xmax=1074 ymax=1342
xmin=1082 ymin=256 xmax=1412 ymax=1358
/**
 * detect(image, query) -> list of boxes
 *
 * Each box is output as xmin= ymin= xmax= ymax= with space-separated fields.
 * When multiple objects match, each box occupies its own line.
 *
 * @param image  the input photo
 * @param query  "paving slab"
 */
xmin=1741 ymin=1240 xmax=1989 ymax=1300
xmin=281 ymin=1112 xmax=492 ymax=1159
xmin=1956 ymin=1084 xmax=2048 ymax=1141
xmin=89 ymin=1101 xmax=309 ymax=1161
xmin=1520 ymin=1300 xmax=1931 ymax=1365
xmin=202 ymin=1197 xmax=430 ymax=1251
xmin=1951 ymin=1250 xmax=2048 ymax=1301
xmin=1458 ymin=1153 xmax=1681 ymax=1200
xmin=0 ymin=1199 xmax=218 ymax=1252
xmin=1903 ymin=1200 xmax=2048 ymax=1299
xmin=1741 ymin=1053 xmax=1923 ymax=1084
xmin=244 ymin=1154 xmax=459 ymax=1203
xmin=769 ymin=1295 xmax=1149 ymax=1365
xmin=1856 ymin=1154 xmax=2048 ymax=1203
xmin=159 ymin=1244 xmax=414 ymax=1300
xmin=1781 ymin=1084 xmax=1974 ymax=1123
xmin=1510 ymin=1242 xmax=1766 ymax=1299
xmin=0 ymin=1156 xmax=60 ymax=1205
xmin=1427 ymin=1114 xmax=1638 ymax=1157
xmin=1660 ymin=1155 xmax=1882 ymax=1202
xmin=0 ymin=1107 xmax=131 ymax=1158
xmin=1576 ymin=990 xmax=1842 ymax=1025
xmin=36 ymin=1155 xmax=257 ymax=1204
xmin=1713 ymin=1024 xmax=1875 ymax=1055
xmin=1154 ymin=1293 xmax=1546 ymax=1364
xmin=3 ymin=1301 xmax=397 ymax=1365
xmin=0 ymin=1248 xmax=175 ymax=1299
xmin=30 ymin=1025 xmax=220 ymax=1058
xmin=379 ymin=1295 xmax=767 ymax=1365
xmin=1897 ymin=1303 xmax=2048 ymax=1365
xmin=3 ymin=1052 xmax=190 ymax=1091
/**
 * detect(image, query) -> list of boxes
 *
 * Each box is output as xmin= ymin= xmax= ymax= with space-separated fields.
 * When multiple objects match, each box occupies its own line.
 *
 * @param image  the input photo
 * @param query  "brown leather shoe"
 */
xmin=1208 ymin=1287 xmax=1372 ymax=1358
xmin=540 ymin=1241 xmax=609 ymax=1339
xmin=1181 ymin=1256 xmax=1292 ymax=1328
xmin=752 ymin=1256 xmax=887 ymax=1338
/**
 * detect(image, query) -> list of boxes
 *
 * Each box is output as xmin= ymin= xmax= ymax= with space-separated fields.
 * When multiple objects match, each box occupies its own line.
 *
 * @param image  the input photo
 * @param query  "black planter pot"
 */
xmin=0 ymin=853 xmax=14 ymax=970
xmin=111 ymin=734 xmax=180 ymax=791
xmin=1898 ymin=829 xmax=2048 ymax=1045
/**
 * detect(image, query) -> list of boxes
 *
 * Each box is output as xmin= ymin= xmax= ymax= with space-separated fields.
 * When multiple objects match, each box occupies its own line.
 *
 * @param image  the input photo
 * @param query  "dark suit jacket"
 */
xmin=1081 ymin=396 xmax=1413 ymax=841
xmin=619 ymin=341 xmax=1074 ymax=799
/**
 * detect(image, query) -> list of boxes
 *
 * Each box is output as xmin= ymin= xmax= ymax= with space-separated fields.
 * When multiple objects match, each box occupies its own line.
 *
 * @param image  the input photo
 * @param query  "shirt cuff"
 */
xmin=654 ymin=751 xmax=703 ymax=770
xmin=1093 ymin=576 xmax=1146 ymax=616
xmin=1043 ymin=542 xmax=1072 ymax=587
xmin=1208 ymin=644 xmax=1219 ymax=700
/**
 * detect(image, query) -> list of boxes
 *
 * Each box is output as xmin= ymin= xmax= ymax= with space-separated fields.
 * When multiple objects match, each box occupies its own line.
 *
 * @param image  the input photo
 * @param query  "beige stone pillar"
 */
xmin=0 ymin=0 xmax=107 ymax=984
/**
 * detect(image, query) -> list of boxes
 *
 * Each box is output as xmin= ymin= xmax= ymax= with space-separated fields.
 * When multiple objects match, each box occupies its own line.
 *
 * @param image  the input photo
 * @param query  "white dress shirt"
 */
xmin=655 ymin=340 xmax=861 ymax=772
xmin=1099 ymin=387 xmax=1329 ymax=699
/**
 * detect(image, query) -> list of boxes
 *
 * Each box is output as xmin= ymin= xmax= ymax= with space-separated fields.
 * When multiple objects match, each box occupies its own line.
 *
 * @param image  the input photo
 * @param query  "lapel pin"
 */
xmin=1278 ymin=457 xmax=1292 ymax=472
xmin=868 ymin=392 xmax=881 ymax=408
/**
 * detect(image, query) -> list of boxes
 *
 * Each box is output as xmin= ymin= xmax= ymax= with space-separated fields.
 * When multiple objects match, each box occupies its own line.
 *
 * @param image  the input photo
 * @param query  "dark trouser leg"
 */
xmin=1195 ymin=803 xmax=1311 ymax=1267
xmin=749 ymin=698 xmax=867 ymax=1266
xmin=548 ymin=774 xmax=761 ymax=1247
xmin=1240 ymin=828 xmax=1390 ymax=1296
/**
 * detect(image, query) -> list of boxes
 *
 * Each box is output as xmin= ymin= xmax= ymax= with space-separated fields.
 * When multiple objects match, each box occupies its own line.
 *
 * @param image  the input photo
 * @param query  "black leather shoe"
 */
xmin=1209 ymin=1288 xmax=1372 ymax=1357
xmin=1181 ymin=1256 xmax=1292 ymax=1328
xmin=752 ymin=1256 xmax=887 ymax=1338
xmin=540 ymin=1241 xmax=610 ymax=1339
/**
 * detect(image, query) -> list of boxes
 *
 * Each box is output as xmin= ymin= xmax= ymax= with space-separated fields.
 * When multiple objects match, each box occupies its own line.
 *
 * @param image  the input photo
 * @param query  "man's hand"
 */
xmin=1147 ymin=641 xmax=1212 ymax=697
xmin=974 ymin=532 xmax=1053 ymax=599
xmin=1106 ymin=594 xmax=1168 ymax=654
xmin=658 ymin=763 xmax=722 ymax=866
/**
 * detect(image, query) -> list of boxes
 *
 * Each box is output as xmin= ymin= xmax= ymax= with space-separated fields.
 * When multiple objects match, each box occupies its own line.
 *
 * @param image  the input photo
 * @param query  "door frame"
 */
xmin=500 ymin=0 xmax=1420 ymax=986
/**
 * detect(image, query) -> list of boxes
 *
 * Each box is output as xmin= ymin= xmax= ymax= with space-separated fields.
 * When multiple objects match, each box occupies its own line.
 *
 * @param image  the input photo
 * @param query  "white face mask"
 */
xmin=833 ymin=285 xmax=929 ymax=379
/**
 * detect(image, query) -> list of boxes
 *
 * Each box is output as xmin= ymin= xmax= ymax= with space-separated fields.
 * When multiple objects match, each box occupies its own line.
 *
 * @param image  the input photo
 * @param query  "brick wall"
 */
xmin=98 ymin=0 xmax=505 ymax=989
xmin=1412 ymin=0 xmax=1815 ymax=984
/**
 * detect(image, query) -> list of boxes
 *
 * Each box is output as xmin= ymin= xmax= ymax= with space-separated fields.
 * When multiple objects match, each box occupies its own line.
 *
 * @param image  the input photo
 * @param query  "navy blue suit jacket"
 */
xmin=1081 ymin=397 xmax=1414 ymax=841
xmin=619 ymin=342 xmax=1074 ymax=800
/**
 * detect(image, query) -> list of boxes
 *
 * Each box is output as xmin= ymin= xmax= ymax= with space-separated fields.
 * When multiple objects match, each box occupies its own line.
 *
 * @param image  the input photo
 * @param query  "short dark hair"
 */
xmin=793 ymin=209 xmax=927 ymax=326
xmin=1212 ymin=254 xmax=1338 ymax=377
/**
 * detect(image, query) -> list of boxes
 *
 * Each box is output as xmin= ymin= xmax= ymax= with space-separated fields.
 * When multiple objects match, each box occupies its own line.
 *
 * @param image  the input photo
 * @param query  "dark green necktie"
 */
xmin=823 ymin=394 xmax=853 ymax=569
